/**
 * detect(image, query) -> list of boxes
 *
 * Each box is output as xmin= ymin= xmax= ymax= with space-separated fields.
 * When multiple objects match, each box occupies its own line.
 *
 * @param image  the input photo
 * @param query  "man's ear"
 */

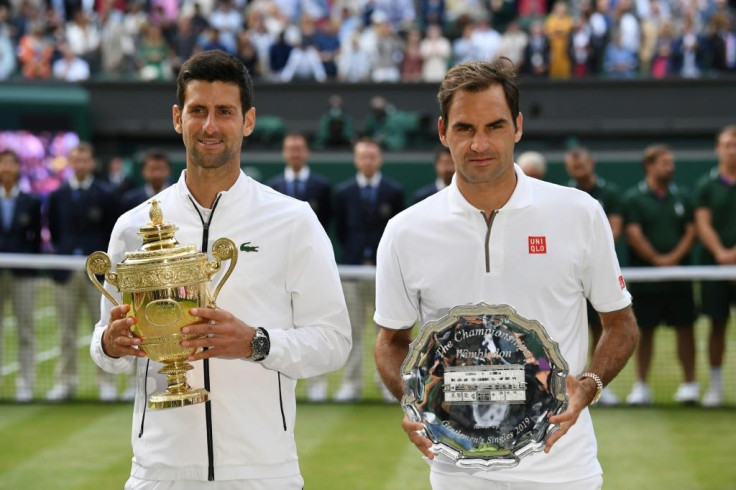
xmin=514 ymin=112 xmax=523 ymax=143
xmin=438 ymin=116 xmax=448 ymax=147
xmin=173 ymin=105 xmax=182 ymax=134
xmin=243 ymin=107 xmax=256 ymax=137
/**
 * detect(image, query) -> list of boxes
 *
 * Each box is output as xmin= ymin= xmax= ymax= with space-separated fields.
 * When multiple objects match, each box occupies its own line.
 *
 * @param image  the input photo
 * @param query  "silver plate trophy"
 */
xmin=401 ymin=303 xmax=569 ymax=470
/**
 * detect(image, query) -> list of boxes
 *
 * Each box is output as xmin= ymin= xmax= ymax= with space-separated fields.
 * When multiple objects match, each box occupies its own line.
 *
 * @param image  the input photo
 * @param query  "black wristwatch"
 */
xmin=246 ymin=327 xmax=270 ymax=362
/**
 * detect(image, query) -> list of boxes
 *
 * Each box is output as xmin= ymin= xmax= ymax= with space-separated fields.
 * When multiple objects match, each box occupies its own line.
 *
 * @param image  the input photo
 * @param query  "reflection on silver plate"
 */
xmin=401 ymin=303 xmax=569 ymax=470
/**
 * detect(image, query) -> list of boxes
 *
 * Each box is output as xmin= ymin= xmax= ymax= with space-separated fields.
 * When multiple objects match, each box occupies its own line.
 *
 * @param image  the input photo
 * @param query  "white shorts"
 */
xmin=429 ymin=471 xmax=603 ymax=490
xmin=124 ymin=475 xmax=304 ymax=490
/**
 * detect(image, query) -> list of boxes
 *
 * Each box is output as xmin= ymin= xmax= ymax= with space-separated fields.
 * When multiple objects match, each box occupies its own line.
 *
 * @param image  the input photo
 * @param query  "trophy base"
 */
xmin=148 ymin=388 xmax=210 ymax=409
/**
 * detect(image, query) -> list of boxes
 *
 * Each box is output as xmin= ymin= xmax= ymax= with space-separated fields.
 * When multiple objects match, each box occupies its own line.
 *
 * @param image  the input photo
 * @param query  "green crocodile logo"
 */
xmin=240 ymin=242 xmax=259 ymax=253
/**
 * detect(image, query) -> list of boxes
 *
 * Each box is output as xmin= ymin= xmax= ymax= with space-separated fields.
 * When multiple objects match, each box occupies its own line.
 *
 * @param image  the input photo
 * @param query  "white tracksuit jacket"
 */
xmin=91 ymin=170 xmax=352 ymax=481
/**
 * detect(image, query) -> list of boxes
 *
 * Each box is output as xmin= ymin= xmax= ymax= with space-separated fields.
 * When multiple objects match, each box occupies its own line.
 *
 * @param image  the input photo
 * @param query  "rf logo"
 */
xmin=528 ymin=236 xmax=547 ymax=254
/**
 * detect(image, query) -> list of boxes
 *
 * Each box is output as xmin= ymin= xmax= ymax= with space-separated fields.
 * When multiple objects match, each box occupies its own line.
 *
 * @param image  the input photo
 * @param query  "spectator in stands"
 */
xmin=518 ymin=150 xmax=547 ymax=180
xmin=694 ymin=126 xmax=736 ymax=407
xmin=66 ymin=10 xmax=100 ymax=73
xmin=524 ymin=19 xmax=550 ymax=76
xmin=420 ymin=24 xmax=451 ymax=82
xmin=0 ymin=149 xmax=42 ymax=402
xmin=209 ymin=0 xmax=241 ymax=54
xmin=489 ymin=0 xmax=517 ymax=32
xmin=623 ymin=144 xmax=698 ymax=405
xmin=419 ymin=0 xmax=446 ymax=30
xmin=412 ymin=146 xmax=454 ymax=203
xmin=334 ymin=137 xmax=404 ymax=401
xmin=170 ymin=16 xmax=200 ymax=75
xmin=106 ymin=156 xmax=135 ymax=195
xmin=363 ymin=96 xmax=411 ymax=150
xmin=46 ymin=142 xmax=119 ymax=401
xmin=499 ymin=20 xmax=529 ymax=69
xmin=369 ymin=11 xmax=403 ymax=82
xmin=364 ymin=0 xmax=416 ymax=33
xmin=588 ymin=0 xmax=611 ymax=74
xmin=280 ymin=35 xmax=326 ymax=82
xmin=269 ymin=30 xmax=293 ymax=77
xmin=452 ymin=21 xmax=478 ymax=65
xmin=337 ymin=30 xmax=371 ymax=81
xmin=707 ymin=13 xmax=736 ymax=74
xmin=570 ymin=15 xmax=593 ymax=76
xmin=236 ymin=30 xmax=259 ymax=77
xmin=613 ymin=0 xmax=640 ymax=57
xmin=0 ymin=20 xmax=16 ymax=79
xmin=201 ymin=26 xmax=229 ymax=53
xmin=650 ymin=22 xmax=675 ymax=78
xmin=604 ymin=30 xmax=638 ymax=77
xmin=315 ymin=94 xmax=355 ymax=149
xmin=120 ymin=149 xmax=172 ymax=213
xmin=565 ymin=146 xmax=623 ymax=405
xmin=52 ymin=42 xmax=90 ymax=81
xmin=17 ymin=22 xmax=53 ymax=79
xmin=401 ymin=28 xmax=423 ymax=82
xmin=517 ymin=0 xmax=548 ymax=28
xmin=673 ymin=15 xmax=706 ymax=77
xmin=545 ymin=0 xmax=574 ymax=78
xmin=471 ymin=18 xmax=502 ymax=61
xmin=137 ymin=23 xmax=171 ymax=80
xmin=313 ymin=19 xmax=340 ymax=79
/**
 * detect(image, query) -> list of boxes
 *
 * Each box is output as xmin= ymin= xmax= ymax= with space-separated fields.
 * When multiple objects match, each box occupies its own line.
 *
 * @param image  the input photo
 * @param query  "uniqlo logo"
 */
xmin=618 ymin=275 xmax=626 ymax=290
xmin=528 ymin=236 xmax=547 ymax=254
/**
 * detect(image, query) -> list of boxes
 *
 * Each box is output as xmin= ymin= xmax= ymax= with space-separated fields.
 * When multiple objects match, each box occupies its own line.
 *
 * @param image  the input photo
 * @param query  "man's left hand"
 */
xmin=181 ymin=308 xmax=257 ymax=360
xmin=544 ymin=374 xmax=596 ymax=453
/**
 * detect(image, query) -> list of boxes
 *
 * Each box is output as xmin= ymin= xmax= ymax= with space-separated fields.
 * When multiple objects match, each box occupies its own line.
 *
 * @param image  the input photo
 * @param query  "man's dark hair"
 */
xmin=437 ymin=58 xmax=520 ymax=131
xmin=353 ymin=136 xmax=381 ymax=151
xmin=0 ymin=149 xmax=20 ymax=164
xmin=284 ymin=132 xmax=308 ymax=144
xmin=565 ymin=146 xmax=591 ymax=160
xmin=176 ymin=50 xmax=254 ymax=116
xmin=142 ymin=149 xmax=171 ymax=168
xmin=642 ymin=144 xmax=671 ymax=167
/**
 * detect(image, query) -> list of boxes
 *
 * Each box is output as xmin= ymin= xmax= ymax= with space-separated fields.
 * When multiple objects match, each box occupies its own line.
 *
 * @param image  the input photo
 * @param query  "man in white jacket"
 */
xmin=90 ymin=49 xmax=352 ymax=489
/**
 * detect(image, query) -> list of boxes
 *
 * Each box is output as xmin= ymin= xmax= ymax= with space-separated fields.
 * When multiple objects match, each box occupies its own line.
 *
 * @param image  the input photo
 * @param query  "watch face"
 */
xmin=252 ymin=330 xmax=270 ymax=360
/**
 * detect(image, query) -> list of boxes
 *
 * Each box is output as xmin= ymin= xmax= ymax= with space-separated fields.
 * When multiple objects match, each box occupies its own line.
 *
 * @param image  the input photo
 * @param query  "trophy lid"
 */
xmin=123 ymin=200 xmax=199 ymax=264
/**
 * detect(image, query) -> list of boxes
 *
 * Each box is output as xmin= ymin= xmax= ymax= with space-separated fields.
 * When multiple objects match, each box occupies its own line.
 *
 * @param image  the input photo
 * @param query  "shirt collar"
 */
xmin=285 ymin=166 xmax=311 ymax=182
xmin=176 ymin=169 xmax=250 ymax=209
xmin=356 ymin=172 xmax=382 ymax=188
xmin=448 ymin=164 xmax=533 ymax=214
xmin=69 ymin=174 xmax=94 ymax=190
xmin=1 ymin=185 xmax=20 ymax=199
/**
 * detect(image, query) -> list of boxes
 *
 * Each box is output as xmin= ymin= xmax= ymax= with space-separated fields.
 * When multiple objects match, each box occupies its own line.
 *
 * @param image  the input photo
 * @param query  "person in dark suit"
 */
xmin=266 ymin=133 xmax=332 ymax=232
xmin=412 ymin=146 xmax=455 ymax=204
xmin=333 ymin=137 xmax=404 ymax=401
xmin=46 ymin=142 xmax=119 ymax=401
xmin=0 ymin=149 xmax=42 ymax=402
xmin=106 ymin=156 xmax=136 ymax=196
xmin=120 ymin=149 xmax=173 ymax=214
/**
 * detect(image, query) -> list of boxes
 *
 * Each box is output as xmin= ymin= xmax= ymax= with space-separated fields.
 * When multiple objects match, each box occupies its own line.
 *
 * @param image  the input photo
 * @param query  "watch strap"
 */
xmin=579 ymin=372 xmax=604 ymax=404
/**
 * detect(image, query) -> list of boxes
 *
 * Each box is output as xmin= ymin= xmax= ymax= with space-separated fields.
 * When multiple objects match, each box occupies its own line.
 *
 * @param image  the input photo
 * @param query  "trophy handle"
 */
xmin=86 ymin=251 xmax=120 ymax=307
xmin=206 ymin=238 xmax=238 ymax=307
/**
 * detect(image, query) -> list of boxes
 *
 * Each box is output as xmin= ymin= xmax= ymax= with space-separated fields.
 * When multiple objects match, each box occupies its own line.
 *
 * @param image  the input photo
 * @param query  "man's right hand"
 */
xmin=402 ymin=416 xmax=435 ymax=459
xmin=102 ymin=304 xmax=145 ymax=359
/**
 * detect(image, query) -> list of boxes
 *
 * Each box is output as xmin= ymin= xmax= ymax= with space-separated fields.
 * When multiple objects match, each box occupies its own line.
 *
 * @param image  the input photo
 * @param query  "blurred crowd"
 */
xmin=0 ymin=0 xmax=734 ymax=83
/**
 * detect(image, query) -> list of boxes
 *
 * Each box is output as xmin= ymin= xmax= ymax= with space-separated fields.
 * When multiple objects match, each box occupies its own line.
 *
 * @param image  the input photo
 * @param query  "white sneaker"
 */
xmin=626 ymin=382 xmax=652 ymax=405
xmin=15 ymin=388 xmax=33 ymax=402
xmin=306 ymin=379 xmax=328 ymax=402
xmin=597 ymin=387 xmax=620 ymax=406
xmin=99 ymin=383 xmax=118 ymax=402
xmin=673 ymin=382 xmax=700 ymax=404
xmin=334 ymin=383 xmax=360 ymax=402
xmin=46 ymin=384 xmax=73 ymax=401
xmin=702 ymin=387 xmax=723 ymax=408
xmin=120 ymin=385 xmax=137 ymax=402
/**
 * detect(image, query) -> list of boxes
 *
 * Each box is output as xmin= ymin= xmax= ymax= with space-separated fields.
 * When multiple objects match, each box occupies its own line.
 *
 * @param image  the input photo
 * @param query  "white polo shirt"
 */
xmin=374 ymin=164 xmax=631 ymax=483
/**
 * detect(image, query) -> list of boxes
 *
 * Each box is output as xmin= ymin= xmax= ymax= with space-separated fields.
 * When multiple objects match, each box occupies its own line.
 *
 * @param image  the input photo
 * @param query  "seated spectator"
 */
xmin=672 ymin=15 xmax=705 ymax=78
xmin=499 ymin=20 xmax=528 ymax=69
xmin=66 ymin=10 xmax=100 ymax=73
xmin=569 ymin=15 xmax=592 ymax=77
xmin=246 ymin=11 xmax=275 ymax=78
xmin=269 ymin=30 xmax=293 ymax=77
xmin=337 ymin=30 xmax=371 ymax=82
xmin=235 ymin=30 xmax=259 ymax=77
xmin=489 ymin=0 xmax=516 ymax=32
xmin=419 ymin=0 xmax=446 ymax=30
xmin=524 ymin=20 xmax=550 ymax=76
xmin=280 ymin=38 xmax=326 ymax=82
xmin=401 ymin=28 xmax=423 ymax=81
xmin=707 ymin=13 xmax=736 ymax=74
xmin=170 ymin=16 xmax=199 ymax=74
xmin=200 ymin=26 xmax=229 ymax=52
xmin=138 ymin=24 xmax=171 ymax=80
xmin=313 ymin=19 xmax=340 ymax=79
xmin=420 ymin=24 xmax=451 ymax=82
xmin=588 ymin=0 xmax=611 ymax=74
xmin=209 ymin=0 xmax=241 ymax=53
xmin=545 ymin=0 xmax=573 ymax=78
xmin=453 ymin=21 xmax=478 ymax=65
xmin=369 ymin=11 xmax=403 ymax=82
xmin=604 ymin=30 xmax=638 ymax=77
xmin=471 ymin=18 xmax=501 ymax=61
xmin=17 ymin=22 xmax=53 ymax=79
xmin=52 ymin=42 xmax=90 ymax=81
xmin=0 ymin=25 xmax=16 ymax=79
xmin=315 ymin=95 xmax=355 ymax=149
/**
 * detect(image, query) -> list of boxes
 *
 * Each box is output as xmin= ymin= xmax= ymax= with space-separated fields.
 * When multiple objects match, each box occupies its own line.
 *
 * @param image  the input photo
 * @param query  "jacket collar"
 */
xmin=175 ymin=169 xmax=251 ymax=210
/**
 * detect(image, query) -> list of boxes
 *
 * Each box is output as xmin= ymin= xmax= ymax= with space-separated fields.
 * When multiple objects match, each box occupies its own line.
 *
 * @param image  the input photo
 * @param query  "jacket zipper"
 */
xmin=188 ymin=194 xmax=222 ymax=481
xmin=277 ymin=372 xmax=287 ymax=431
xmin=483 ymin=211 xmax=498 ymax=273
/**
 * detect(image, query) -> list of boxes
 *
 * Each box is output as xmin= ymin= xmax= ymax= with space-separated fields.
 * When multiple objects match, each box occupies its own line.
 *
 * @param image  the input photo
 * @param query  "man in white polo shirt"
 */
xmin=373 ymin=59 xmax=639 ymax=489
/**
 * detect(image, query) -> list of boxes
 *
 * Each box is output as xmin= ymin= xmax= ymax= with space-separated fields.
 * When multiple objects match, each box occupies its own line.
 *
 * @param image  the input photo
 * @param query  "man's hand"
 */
xmin=102 ymin=304 xmax=145 ymax=359
xmin=181 ymin=307 xmax=257 ymax=360
xmin=545 ymin=375 xmax=596 ymax=453
xmin=402 ymin=416 xmax=435 ymax=459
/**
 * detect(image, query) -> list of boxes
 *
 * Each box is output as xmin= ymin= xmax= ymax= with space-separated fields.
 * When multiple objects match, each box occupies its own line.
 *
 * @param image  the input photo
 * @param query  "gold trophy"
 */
xmin=86 ymin=200 xmax=238 ymax=409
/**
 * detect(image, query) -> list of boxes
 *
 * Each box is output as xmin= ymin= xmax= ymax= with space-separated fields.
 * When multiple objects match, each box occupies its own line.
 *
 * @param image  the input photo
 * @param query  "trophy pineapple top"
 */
xmin=138 ymin=200 xmax=180 ymax=251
